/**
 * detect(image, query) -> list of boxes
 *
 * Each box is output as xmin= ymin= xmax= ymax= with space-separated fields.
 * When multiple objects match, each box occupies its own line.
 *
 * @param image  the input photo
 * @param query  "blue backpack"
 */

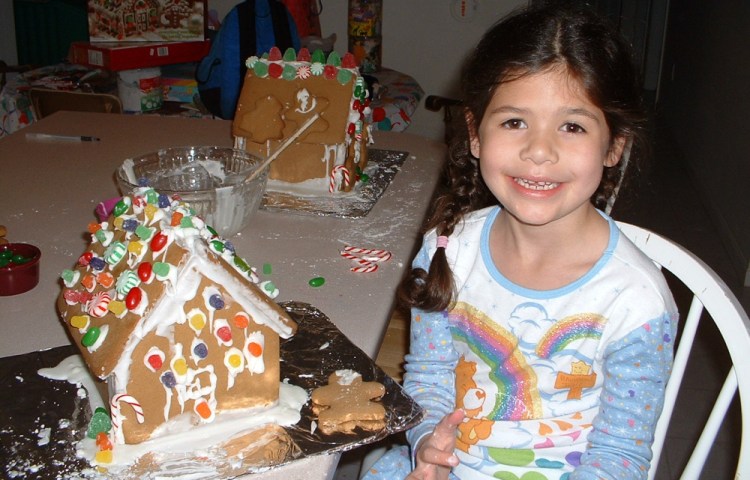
xmin=196 ymin=0 xmax=300 ymax=119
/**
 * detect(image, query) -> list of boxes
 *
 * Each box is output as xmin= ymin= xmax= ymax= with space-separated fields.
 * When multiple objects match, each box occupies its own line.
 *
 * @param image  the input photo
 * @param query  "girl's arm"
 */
xmin=572 ymin=312 xmax=677 ymax=479
xmin=403 ymin=244 xmax=460 ymax=452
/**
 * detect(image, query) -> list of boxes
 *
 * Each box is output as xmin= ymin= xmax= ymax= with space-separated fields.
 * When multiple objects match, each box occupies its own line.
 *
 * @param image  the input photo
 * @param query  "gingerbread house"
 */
xmin=57 ymin=188 xmax=297 ymax=444
xmin=232 ymin=47 xmax=372 ymax=193
xmin=88 ymin=0 xmax=161 ymax=40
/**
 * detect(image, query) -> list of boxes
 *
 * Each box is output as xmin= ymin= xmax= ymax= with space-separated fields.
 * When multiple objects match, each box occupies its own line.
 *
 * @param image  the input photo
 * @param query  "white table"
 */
xmin=0 ymin=111 xmax=445 ymax=479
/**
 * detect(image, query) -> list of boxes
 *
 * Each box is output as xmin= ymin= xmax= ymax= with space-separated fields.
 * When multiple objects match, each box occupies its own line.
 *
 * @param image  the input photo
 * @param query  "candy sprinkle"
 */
xmin=308 ymin=276 xmax=325 ymax=288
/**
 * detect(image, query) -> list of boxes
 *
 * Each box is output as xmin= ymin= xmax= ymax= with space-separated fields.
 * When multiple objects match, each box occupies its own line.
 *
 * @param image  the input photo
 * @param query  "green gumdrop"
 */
xmin=282 ymin=64 xmax=297 ymax=80
xmin=153 ymin=262 xmax=170 ymax=277
xmin=326 ymin=51 xmax=341 ymax=66
xmin=337 ymin=69 xmax=353 ymax=85
xmin=86 ymin=410 xmax=112 ymax=439
xmin=210 ymin=239 xmax=225 ymax=253
xmin=180 ymin=216 xmax=194 ymax=229
xmin=61 ymin=269 xmax=76 ymax=284
xmin=135 ymin=225 xmax=153 ymax=241
xmin=311 ymin=49 xmax=326 ymax=64
xmin=283 ymin=47 xmax=297 ymax=61
xmin=253 ymin=61 xmax=269 ymax=77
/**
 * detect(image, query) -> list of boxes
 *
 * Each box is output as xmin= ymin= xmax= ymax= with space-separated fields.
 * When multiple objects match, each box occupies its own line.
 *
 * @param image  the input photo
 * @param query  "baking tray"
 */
xmin=0 ymin=302 xmax=422 ymax=479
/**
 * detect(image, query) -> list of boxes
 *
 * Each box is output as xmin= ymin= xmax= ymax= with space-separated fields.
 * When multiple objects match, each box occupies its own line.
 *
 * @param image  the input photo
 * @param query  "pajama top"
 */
xmin=403 ymin=206 xmax=678 ymax=480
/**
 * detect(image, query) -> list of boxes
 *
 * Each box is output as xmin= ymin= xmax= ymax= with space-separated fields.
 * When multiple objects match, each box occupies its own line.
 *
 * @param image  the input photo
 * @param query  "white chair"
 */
xmin=617 ymin=222 xmax=750 ymax=479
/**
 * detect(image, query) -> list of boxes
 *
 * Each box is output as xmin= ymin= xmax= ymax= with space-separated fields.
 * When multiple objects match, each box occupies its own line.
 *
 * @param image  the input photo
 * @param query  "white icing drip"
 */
xmin=37 ymin=355 xmax=106 ymax=413
xmin=244 ymin=331 xmax=265 ymax=374
xmin=224 ymin=347 xmax=244 ymax=389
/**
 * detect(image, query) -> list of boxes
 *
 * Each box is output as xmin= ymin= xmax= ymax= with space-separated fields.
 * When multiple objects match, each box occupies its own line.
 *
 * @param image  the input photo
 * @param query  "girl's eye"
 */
xmin=501 ymin=119 xmax=526 ymax=129
xmin=562 ymin=123 xmax=586 ymax=134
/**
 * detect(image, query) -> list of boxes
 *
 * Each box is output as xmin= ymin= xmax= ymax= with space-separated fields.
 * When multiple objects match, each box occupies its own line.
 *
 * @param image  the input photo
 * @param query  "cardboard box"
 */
xmin=69 ymin=41 xmax=211 ymax=71
xmin=88 ymin=0 xmax=206 ymax=42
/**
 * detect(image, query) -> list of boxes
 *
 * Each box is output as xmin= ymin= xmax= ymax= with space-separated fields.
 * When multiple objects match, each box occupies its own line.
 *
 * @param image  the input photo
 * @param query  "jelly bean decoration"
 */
xmin=309 ymin=276 xmax=326 ymax=287
xmin=113 ymin=198 xmax=130 ymax=217
xmin=122 ymin=218 xmax=138 ymax=232
xmin=125 ymin=286 xmax=143 ymax=310
xmin=216 ymin=325 xmax=232 ymax=343
xmin=0 ymin=250 xmax=11 ymax=260
xmin=248 ymin=341 xmax=263 ymax=357
xmin=233 ymin=312 xmax=250 ymax=329
xmin=161 ymin=371 xmax=177 ymax=388
xmin=86 ymin=408 xmax=112 ymax=438
xmin=96 ymin=431 xmax=113 ymax=451
xmin=151 ymin=232 xmax=168 ymax=252
xmin=158 ymin=194 xmax=170 ymax=208
xmin=206 ymin=225 xmax=218 ymax=237
xmin=210 ymin=240 xmax=225 ymax=253
xmin=0 ymin=257 xmax=8 ymax=268
xmin=193 ymin=342 xmax=208 ymax=359
xmin=89 ymin=257 xmax=106 ymax=271
xmin=81 ymin=326 xmax=101 ymax=347
xmin=233 ymin=256 xmax=250 ymax=273
xmin=138 ymin=262 xmax=153 ymax=282
xmin=78 ymin=251 xmax=93 ymax=266
xmin=209 ymin=294 xmax=224 ymax=310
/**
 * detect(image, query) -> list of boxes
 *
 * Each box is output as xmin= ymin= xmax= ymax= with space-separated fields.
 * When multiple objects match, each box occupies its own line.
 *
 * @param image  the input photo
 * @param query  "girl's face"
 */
xmin=470 ymin=67 xmax=625 ymax=227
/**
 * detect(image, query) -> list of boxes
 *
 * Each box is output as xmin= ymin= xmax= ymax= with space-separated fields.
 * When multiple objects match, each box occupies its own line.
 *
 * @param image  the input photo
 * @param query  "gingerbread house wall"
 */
xmin=117 ymin=276 xmax=282 ymax=444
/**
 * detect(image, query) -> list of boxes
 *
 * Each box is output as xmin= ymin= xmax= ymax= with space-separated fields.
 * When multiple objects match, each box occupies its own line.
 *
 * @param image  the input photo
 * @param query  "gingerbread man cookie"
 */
xmin=311 ymin=370 xmax=386 ymax=435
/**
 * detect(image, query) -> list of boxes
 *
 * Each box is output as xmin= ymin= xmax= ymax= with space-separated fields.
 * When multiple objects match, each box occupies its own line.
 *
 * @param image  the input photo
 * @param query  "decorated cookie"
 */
xmin=311 ymin=369 xmax=386 ymax=434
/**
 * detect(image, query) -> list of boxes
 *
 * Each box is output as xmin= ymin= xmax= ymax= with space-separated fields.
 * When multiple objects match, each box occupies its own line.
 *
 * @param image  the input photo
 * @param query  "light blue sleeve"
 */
xmin=403 ymin=242 xmax=460 ymax=449
xmin=572 ymin=312 xmax=677 ymax=479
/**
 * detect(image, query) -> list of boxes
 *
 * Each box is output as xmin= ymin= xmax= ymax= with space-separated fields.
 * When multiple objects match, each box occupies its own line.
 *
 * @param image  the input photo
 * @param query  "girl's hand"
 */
xmin=407 ymin=409 xmax=465 ymax=480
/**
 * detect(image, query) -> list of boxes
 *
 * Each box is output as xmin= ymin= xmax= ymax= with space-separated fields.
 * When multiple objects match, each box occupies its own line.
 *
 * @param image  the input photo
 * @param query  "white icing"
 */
xmin=224 ymin=347 xmax=245 ymax=388
xmin=334 ymin=369 xmax=361 ymax=386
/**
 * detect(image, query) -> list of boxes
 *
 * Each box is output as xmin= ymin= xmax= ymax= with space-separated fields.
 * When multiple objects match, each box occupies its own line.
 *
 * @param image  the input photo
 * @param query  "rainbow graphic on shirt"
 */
xmin=535 ymin=313 xmax=606 ymax=359
xmin=449 ymin=302 xmax=542 ymax=421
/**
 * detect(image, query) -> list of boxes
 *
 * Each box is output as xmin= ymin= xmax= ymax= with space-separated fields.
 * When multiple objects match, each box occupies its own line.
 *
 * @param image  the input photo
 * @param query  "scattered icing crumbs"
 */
xmin=310 ymin=420 xmax=317 ymax=435
xmin=319 ymin=342 xmax=330 ymax=350
xmin=37 ymin=427 xmax=51 ymax=446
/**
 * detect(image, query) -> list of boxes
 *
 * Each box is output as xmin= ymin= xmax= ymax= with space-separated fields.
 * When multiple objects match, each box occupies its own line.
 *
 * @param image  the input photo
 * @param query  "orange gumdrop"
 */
xmin=195 ymin=401 xmax=212 ymax=419
xmin=233 ymin=313 xmax=249 ymax=329
xmin=96 ymin=431 xmax=113 ymax=451
xmin=247 ymin=342 xmax=263 ymax=357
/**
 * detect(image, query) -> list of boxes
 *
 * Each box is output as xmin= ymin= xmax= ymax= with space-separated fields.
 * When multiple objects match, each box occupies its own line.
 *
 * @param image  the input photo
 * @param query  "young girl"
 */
xmin=364 ymin=4 xmax=678 ymax=480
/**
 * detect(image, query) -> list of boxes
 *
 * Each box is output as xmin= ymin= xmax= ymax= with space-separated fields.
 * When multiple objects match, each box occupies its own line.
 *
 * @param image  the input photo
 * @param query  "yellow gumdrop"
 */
xmin=113 ymin=217 xmax=124 ymax=229
xmin=228 ymin=354 xmax=242 ymax=369
xmin=70 ymin=315 xmax=90 ymax=330
xmin=189 ymin=313 xmax=206 ymax=331
xmin=108 ymin=300 xmax=126 ymax=316
xmin=127 ymin=241 xmax=143 ymax=255
xmin=144 ymin=204 xmax=158 ymax=219
xmin=173 ymin=357 xmax=188 ymax=376
xmin=95 ymin=449 xmax=113 ymax=464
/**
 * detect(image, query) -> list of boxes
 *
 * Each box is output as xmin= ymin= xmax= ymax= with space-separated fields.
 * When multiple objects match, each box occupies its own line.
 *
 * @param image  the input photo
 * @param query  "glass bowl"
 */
xmin=0 ymin=243 xmax=41 ymax=296
xmin=115 ymin=147 xmax=268 ymax=236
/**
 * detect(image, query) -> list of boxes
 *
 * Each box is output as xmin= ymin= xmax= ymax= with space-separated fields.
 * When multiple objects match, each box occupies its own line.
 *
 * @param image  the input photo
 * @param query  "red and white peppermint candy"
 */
xmin=87 ymin=291 xmax=112 ymax=317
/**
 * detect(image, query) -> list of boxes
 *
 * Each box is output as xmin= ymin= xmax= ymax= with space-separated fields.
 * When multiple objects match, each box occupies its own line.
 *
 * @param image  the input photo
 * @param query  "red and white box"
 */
xmin=69 ymin=41 xmax=211 ymax=71
xmin=88 ymin=0 xmax=206 ymax=42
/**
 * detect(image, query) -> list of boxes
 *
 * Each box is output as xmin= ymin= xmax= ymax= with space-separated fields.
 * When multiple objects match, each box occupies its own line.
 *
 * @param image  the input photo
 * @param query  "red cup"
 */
xmin=0 ymin=243 xmax=41 ymax=296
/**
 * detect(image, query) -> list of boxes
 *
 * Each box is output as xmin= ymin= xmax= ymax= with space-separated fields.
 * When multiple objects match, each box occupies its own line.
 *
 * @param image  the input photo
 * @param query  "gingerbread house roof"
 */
xmin=57 ymin=188 xmax=296 ymax=380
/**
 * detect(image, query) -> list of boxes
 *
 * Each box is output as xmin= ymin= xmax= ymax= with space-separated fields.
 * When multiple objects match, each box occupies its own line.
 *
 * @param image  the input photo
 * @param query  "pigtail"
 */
xmin=397 ymin=113 xmax=494 ymax=313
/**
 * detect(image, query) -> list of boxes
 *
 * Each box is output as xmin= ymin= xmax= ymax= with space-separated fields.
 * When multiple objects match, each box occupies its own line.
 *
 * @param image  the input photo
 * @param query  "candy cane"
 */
xmin=110 ymin=393 xmax=146 ymax=443
xmin=340 ymin=245 xmax=391 ymax=273
xmin=351 ymin=263 xmax=378 ymax=273
xmin=329 ymin=165 xmax=351 ymax=192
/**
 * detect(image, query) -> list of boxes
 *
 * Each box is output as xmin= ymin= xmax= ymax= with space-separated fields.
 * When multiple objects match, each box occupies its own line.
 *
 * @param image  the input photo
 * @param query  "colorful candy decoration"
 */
xmin=144 ymin=347 xmax=165 ymax=372
xmin=87 ymin=407 xmax=112 ymax=439
xmin=339 ymin=245 xmax=392 ymax=273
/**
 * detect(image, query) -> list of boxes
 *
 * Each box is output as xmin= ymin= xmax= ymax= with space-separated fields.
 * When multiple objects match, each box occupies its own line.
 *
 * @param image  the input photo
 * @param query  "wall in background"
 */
xmin=657 ymin=0 xmax=750 ymax=285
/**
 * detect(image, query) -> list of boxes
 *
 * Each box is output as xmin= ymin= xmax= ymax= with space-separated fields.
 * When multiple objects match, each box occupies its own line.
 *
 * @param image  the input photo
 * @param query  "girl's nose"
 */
xmin=521 ymin=133 xmax=557 ymax=165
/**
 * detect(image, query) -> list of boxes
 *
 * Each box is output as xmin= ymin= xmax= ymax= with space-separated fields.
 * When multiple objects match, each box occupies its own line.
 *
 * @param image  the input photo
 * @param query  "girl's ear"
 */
xmin=605 ymin=135 xmax=628 ymax=167
xmin=465 ymin=109 xmax=481 ymax=158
